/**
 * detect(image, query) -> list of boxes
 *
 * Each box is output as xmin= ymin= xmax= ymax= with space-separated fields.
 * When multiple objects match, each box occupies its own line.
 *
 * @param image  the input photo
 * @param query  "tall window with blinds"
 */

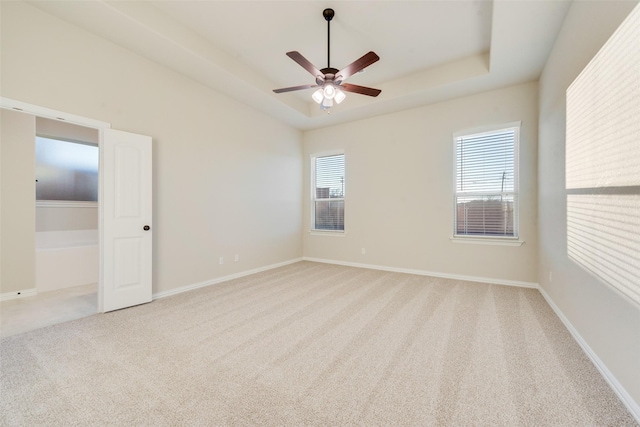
xmin=312 ymin=153 xmax=345 ymax=231
xmin=454 ymin=124 xmax=520 ymax=238
xmin=565 ymin=4 xmax=640 ymax=305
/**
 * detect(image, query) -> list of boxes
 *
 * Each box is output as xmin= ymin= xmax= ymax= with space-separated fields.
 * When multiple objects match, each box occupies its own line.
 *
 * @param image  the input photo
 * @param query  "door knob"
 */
xmin=143 ymin=225 xmax=151 ymax=231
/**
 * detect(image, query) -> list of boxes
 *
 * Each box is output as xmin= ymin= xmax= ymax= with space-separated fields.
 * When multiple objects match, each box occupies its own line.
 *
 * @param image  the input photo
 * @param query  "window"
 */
xmin=565 ymin=4 xmax=640 ymax=305
xmin=454 ymin=123 xmax=519 ymax=239
xmin=35 ymin=136 xmax=99 ymax=202
xmin=312 ymin=153 xmax=345 ymax=232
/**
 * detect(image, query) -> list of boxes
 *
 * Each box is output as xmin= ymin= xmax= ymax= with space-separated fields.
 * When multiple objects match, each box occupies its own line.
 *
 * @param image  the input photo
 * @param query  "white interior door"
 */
xmin=101 ymin=129 xmax=152 ymax=312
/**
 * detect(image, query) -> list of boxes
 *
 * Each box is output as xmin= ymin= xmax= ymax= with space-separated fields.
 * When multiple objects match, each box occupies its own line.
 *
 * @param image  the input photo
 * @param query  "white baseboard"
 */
xmin=0 ymin=288 xmax=38 ymax=302
xmin=302 ymin=257 xmax=539 ymax=289
xmin=152 ymin=256 xmax=537 ymax=302
xmin=538 ymin=286 xmax=640 ymax=423
xmin=152 ymin=258 xmax=304 ymax=300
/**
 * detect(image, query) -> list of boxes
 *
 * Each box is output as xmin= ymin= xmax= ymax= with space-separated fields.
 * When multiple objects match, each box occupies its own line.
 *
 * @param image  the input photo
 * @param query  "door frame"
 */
xmin=1 ymin=97 xmax=111 ymax=312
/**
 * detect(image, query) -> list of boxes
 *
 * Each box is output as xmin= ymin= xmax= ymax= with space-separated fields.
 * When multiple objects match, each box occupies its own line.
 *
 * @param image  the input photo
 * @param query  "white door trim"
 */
xmin=1 ymin=97 xmax=111 ymax=312
xmin=1 ymin=98 xmax=110 ymax=130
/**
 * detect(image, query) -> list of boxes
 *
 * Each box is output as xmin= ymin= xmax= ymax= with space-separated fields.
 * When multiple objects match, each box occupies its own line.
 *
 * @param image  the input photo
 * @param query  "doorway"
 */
xmin=1 ymin=97 xmax=153 ymax=329
xmin=0 ymin=109 xmax=104 ymax=336
xmin=33 ymin=119 xmax=99 ymax=330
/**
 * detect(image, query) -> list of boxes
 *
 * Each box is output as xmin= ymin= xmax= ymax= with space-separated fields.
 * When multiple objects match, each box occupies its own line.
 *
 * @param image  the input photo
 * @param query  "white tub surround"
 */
xmin=36 ymin=230 xmax=98 ymax=292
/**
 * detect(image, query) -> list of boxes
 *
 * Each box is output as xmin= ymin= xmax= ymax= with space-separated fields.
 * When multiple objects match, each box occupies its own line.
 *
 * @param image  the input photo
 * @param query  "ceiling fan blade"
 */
xmin=286 ymin=51 xmax=324 ymax=79
xmin=340 ymin=83 xmax=381 ymax=97
xmin=273 ymin=84 xmax=318 ymax=94
xmin=336 ymin=51 xmax=380 ymax=81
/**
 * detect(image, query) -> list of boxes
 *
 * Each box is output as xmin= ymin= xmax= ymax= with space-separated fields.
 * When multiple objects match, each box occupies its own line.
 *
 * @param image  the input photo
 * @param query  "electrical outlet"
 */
xmin=234 ymin=254 xmax=239 ymax=262
xmin=361 ymin=248 xmax=366 ymax=255
xmin=219 ymin=257 xmax=224 ymax=265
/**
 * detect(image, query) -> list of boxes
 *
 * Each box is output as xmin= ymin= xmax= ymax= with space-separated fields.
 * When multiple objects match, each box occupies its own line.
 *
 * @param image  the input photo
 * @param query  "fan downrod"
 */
xmin=323 ymin=9 xmax=334 ymax=68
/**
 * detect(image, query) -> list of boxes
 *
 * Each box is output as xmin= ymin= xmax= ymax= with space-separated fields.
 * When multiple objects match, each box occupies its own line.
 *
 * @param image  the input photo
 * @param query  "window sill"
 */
xmin=36 ymin=200 xmax=98 ymax=208
xmin=310 ymin=230 xmax=346 ymax=237
xmin=450 ymin=237 xmax=524 ymax=247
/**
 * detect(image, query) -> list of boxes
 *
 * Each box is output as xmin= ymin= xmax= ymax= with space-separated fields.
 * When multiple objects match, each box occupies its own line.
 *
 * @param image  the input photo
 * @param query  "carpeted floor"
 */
xmin=0 ymin=261 xmax=636 ymax=426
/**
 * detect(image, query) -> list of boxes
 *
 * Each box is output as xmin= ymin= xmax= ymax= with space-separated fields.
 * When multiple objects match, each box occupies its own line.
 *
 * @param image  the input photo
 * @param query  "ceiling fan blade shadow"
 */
xmin=273 ymin=84 xmax=318 ymax=93
xmin=286 ymin=51 xmax=324 ymax=79
xmin=340 ymin=83 xmax=381 ymax=97
xmin=336 ymin=52 xmax=380 ymax=81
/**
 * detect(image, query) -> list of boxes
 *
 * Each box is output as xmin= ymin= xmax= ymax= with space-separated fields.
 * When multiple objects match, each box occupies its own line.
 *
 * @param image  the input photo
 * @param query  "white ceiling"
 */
xmin=29 ymin=0 xmax=571 ymax=130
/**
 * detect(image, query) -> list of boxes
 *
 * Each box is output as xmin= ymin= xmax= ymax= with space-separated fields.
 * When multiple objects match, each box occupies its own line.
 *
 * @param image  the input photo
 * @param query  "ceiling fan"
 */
xmin=273 ymin=8 xmax=381 ymax=110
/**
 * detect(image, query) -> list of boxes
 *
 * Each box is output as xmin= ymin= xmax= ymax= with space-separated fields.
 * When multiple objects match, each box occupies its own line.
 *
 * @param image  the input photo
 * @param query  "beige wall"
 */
xmin=538 ymin=0 xmax=640 ymax=409
xmin=1 ymin=1 xmax=303 ymax=295
xmin=36 ymin=117 xmax=99 ymax=144
xmin=304 ymin=82 xmax=538 ymax=284
xmin=0 ymin=109 xmax=36 ymax=294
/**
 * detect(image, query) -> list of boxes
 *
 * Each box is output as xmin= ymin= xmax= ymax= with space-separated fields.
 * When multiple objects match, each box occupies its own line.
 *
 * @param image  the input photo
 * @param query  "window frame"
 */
xmin=452 ymin=122 xmax=522 ymax=243
xmin=310 ymin=150 xmax=346 ymax=235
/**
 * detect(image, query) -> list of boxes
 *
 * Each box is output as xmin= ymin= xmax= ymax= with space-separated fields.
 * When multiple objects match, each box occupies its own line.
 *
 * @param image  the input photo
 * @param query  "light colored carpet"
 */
xmin=0 ymin=261 xmax=636 ymax=426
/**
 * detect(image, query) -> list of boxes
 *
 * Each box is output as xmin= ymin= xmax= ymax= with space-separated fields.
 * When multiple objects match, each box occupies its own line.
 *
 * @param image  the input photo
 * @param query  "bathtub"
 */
xmin=36 ymin=229 xmax=98 ymax=292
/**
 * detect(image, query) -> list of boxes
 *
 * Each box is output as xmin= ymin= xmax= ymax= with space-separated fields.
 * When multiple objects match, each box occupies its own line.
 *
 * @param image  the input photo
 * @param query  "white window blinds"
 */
xmin=313 ymin=153 xmax=345 ymax=231
xmin=454 ymin=125 xmax=519 ymax=238
xmin=565 ymin=4 xmax=640 ymax=305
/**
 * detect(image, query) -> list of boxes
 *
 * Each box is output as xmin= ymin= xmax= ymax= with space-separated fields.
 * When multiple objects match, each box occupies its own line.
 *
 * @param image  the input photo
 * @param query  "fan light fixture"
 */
xmin=273 ymin=8 xmax=381 ymax=111
xmin=313 ymin=84 xmax=346 ymax=108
